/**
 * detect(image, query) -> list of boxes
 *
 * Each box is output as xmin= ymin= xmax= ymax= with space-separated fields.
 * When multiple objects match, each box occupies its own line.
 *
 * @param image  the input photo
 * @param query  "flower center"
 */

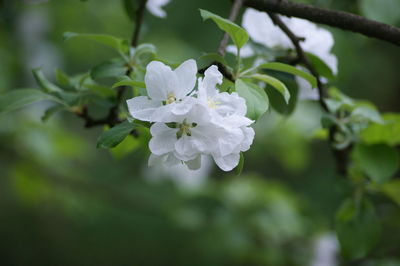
xmin=166 ymin=92 xmax=176 ymax=104
xmin=176 ymin=120 xmax=197 ymax=139
xmin=207 ymin=97 xmax=220 ymax=109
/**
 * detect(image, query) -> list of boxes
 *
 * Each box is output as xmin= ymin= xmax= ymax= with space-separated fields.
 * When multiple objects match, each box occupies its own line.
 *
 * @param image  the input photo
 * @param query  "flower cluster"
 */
xmin=127 ymin=60 xmax=255 ymax=171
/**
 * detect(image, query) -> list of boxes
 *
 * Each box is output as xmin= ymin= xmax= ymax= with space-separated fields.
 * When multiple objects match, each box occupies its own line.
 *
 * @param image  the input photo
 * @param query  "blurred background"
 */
xmin=1 ymin=0 xmax=400 ymax=265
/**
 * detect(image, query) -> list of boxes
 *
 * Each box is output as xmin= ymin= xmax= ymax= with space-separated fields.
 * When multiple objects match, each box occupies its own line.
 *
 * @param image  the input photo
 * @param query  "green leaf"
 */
xmin=200 ymin=9 xmax=249 ymax=49
xmin=257 ymin=62 xmax=317 ymax=88
xmin=235 ymin=153 xmax=245 ymax=176
xmin=91 ymin=59 xmax=128 ymax=80
xmin=352 ymin=105 xmax=383 ymax=124
xmin=336 ymin=199 xmax=380 ymax=260
xmin=123 ymin=0 xmax=139 ymax=21
xmin=360 ymin=0 xmax=400 ymax=25
xmin=112 ymin=78 xmax=145 ymax=89
xmin=0 ymin=89 xmax=58 ymax=115
xmin=32 ymin=68 xmax=63 ymax=93
xmin=360 ymin=113 xmax=400 ymax=146
xmin=133 ymin=43 xmax=157 ymax=67
xmin=305 ymin=52 xmax=335 ymax=81
xmin=41 ymin=104 xmax=65 ymax=122
xmin=235 ymin=79 xmax=269 ymax=120
xmin=353 ymin=143 xmax=399 ymax=183
xmin=381 ymin=180 xmax=400 ymax=207
xmin=63 ymin=32 xmax=129 ymax=54
xmin=97 ymin=121 xmax=136 ymax=149
xmin=252 ymin=74 xmax=290 ymax=104
xmin=267 ymin=72 xmax=298 ymax=115
xmin=197 ymin=53 xmax=229 ymax=70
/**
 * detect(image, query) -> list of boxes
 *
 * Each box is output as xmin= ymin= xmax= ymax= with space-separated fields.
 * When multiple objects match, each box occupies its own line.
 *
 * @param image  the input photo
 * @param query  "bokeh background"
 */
xmin=1 ymin=0 xmax=400 ymax=265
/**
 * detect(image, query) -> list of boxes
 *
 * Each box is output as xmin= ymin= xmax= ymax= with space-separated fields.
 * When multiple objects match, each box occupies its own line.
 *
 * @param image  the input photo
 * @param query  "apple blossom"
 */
xmin=146 ymin=0 xmax=171 ymax=18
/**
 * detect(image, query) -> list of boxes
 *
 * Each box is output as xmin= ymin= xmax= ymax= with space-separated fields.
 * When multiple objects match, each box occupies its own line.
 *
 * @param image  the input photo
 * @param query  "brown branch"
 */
xmin=132 ymin=0 xmax=148 ymax=47
xmin=243 ymin=0 xmax=400 ymax=47
xmin=218 ymin=0 xmax=245 ymax=56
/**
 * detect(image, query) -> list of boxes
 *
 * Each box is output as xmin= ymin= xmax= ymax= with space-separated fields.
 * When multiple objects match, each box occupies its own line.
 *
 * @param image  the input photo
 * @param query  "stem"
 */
xmin=132 ymin=0 xmax=148 ymax=47
xmin=218 ymin=0 xmax=244 ymax=56
xmin=243 ymin=0 xmax=400 ymax=47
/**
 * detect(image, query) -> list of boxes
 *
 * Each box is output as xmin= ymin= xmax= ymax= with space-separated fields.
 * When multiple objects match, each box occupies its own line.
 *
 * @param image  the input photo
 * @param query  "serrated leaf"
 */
xmin=97 ymin=121 xmax=136 ymax=149
xmin=32 ymin=68 xmax=63 ymax=93
xmin=306 ymin=52 xmax=335 ymax=81
xmin=353 ymin=143 xmax=399 ymax=184
xmin=252 ymin=74 xmax=290 ymax=104
xmin=63 ymin=32 xmax=129 ymax=54
xmin=200 ymin=9 xmax=249 ymax=49
xmin=0 ymin=89 xmax=58 ymax=115
xmin=336 ymin=199 xmax=380 ymax=260
xmin=235 ymin=79 xmax=269 ymax=120
xmin=257 ymin=62 xmax=317 ymax=88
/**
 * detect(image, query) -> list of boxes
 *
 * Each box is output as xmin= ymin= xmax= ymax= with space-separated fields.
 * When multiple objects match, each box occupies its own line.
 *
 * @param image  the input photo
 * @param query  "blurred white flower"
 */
xmin=146 ymin=0 xmax=171 ymax=18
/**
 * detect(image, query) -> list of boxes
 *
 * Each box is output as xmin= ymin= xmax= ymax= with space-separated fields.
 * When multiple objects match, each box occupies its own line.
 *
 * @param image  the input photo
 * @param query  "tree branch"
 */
xmin=243 ymin=0 xmax=400 ymax=47
xmin=218 ymin=0 xmax=245 ymax=56
xmin=132 ymin=0 xmax=148 ymax=47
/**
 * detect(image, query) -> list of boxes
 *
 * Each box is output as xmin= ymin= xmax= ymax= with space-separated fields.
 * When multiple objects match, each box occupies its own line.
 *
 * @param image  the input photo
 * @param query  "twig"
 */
xmin=77 ymin=1 xmax=148 ymax=129
xmin=218 ymin=0 xmax=245 ymax=56
xmin=243 ymin=0 xmax=400 ymax=47
xmin=267 ymin=13 xmax=328 ymax=111
xmin=267 ymin=12 xmax=350 ymax=175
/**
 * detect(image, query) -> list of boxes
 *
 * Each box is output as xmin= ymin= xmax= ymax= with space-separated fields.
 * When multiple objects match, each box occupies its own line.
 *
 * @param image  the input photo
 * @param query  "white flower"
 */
xmin=127 ymin=59 xmax=197 ymax=123
xmin=239 ymin=8 xmax=338 ymax=74
xmin=146 ymin=0 xmax=171 ymax=18
xmin=126 ymin=60 xmax=255 ymax=172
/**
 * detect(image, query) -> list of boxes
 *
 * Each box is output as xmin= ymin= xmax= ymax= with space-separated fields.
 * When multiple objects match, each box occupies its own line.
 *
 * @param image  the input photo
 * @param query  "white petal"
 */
xmin=149 ymin=123 xmax=177 ymax=155
xmin=240 ymin=127 xmax=255 ymax=152
xmin=174 ymin=135 xmax=198 ymax=161
xmin=213 ymin=92 xmax=247 ymax=117
xmin=146 ymin=0 xmax=170 ymax=18
xmin=173 ymin=59 xmax=197 ymax=99
xmin=213 ymin=153 xmax=240 ymax=171
xmin=185 ymin=155 xmax=202 ymax=171
xmin=126 ymin=96 xmax=161 ymax=121
xmin=199 ymin=65 xmax=223 ymax=98
xmin=145 ymin=61 xmax=179 ymax=101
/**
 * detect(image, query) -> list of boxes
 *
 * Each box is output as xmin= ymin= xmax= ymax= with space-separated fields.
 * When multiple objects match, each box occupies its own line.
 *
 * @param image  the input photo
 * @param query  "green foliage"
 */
xmin=33 ymin=68 xmax=63 ymax=93
xmin=97 ymin=121 xmax=137 ymax=148
xmin=336 ymin=198 xmax=380 ymax=260
xmin=360 ymin=113 xmax=400 ymax=146
xmin=257 ymin=62 xmax=317 ymax=88
xmin=305 ymin=52 xmax=335 ymax=81
xmin=353 ymin=143 xmax=399 ymax=184
xmin=112 ymin=78 xmax=146 ymax=89
xmin=381 ymin=180 xmax=400 ymax=207
xmin=91 ymin=59 xmax=128 ymax=80
xmin=235 ymin=79 xmax=269 ymax=120
xmin=200 ymin=9 xmax=249 ymax=50
xmin=63 ymin=32 xmax=130 ymax=54
xmin=0 ymin=89 xmax=59 ymax=115
xmin=252 ymin=74 xmax=290 ymax=104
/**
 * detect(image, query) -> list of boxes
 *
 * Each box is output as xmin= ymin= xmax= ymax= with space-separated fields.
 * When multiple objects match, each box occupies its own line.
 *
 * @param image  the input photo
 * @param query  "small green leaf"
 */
xmin=63 ymin=32 xmax=129 ymax=54
xmin=41 ymin=104 xmax=65 ymax=122
xmin=112 ymin=78 xmax=146 ymax=89
xmin=336 ymin=199 xmax=380 ymax=260
xmin=97 ymin=121 xmax=136 ymax=149
xmin=0 ymin=89 xmax=58 ymax=115
xmin=381 ymin=180 xmax=400 ymax=207
xmin=306 ymin=52 xmax=335 ymax=81
xmin=257 ymin=62 xmax=317 ymax=88
xmin=133 ymin=43 xmax=157 ymax=66
xmin=235 ymin=153 xmax=245 ymax=176
xmin=91 ymin=59 xmax=128 ymax=80
xmin=200 ymin=9 xmax=249 ymax=49
xmin=353 ymin=143 xmax=399 ymax=183
xmin=360 ymin=113 xmax=400 ymax=146
xmin=352 ymin=105 xmax=383 ymax=124
xmin=32 ymin=68 xmax=63 ymax=93
xmin=197 ymin=52 xmax=229 ymax=69
xmin=235 ymin=79 xmax=269 ymax=120
xmin=252 ymin=74 xmax=290 ymax=104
